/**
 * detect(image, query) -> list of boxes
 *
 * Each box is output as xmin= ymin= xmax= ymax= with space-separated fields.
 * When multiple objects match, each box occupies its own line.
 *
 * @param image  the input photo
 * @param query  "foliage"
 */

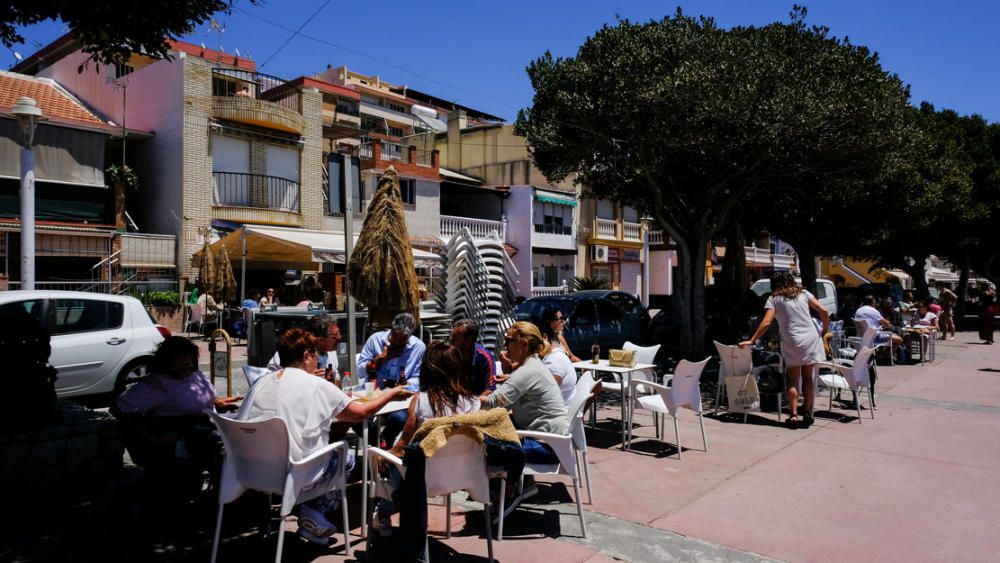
xmin=347 ymin=167 xmax=421 ymax=330
xmin=568 ymin=276 xmax=609 ymax=291
xmin=515 ymin=7 xmax=910 ymax=356
xmin=2 ymin=0 xmax=252 ymax=70
xmin=137 ymin=289 xmax=181 ymax=308
xmin=106 ymin=164 xmax=138 ymax=191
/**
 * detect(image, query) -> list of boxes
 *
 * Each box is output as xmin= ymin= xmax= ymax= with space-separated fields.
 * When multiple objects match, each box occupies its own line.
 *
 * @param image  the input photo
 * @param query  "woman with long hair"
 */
xmin=741 ymin=272 xmax=828 ymax=428
xmin=538 ymin=308 xmax=579 ymax=404
xmin=373 ymin=341 xmax=480 ymax=536
xmin=542 ymin=306 xmax=581 ymax=362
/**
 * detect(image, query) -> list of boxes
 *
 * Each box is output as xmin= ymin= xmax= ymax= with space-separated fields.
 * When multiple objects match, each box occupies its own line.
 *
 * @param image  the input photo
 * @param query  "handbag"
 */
xmin=607 ymin=349 xmax=636 ymax=368
xmin=756 ymin=367 xmax=785 ymax=394
xmin=724 ymin=373 xmax=761 ymax=414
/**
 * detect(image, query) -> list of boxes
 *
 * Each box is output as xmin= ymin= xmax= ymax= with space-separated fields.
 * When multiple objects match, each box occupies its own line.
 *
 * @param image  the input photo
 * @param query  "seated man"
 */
xmin=854 ymin=294 xmax=903 ymax=352
xmin=238 ymin=328 xmax=411 ymax=543
xmin=357 ymin=313 xmax=426 ymax=441
xmin=450 ymin=319 xmax=497 ymax=395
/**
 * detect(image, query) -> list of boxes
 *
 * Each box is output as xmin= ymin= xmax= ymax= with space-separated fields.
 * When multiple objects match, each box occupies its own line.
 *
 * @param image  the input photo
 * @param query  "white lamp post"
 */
xmin=11 ymin=97 xmax=45 ymax=290
xmin=640 ymin=214 xmax=653 ymax=307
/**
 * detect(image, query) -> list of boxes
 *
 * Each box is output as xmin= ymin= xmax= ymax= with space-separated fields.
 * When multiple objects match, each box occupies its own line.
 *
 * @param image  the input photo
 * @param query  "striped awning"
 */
xmin=535 ymin=193 xmax=577 ymax=207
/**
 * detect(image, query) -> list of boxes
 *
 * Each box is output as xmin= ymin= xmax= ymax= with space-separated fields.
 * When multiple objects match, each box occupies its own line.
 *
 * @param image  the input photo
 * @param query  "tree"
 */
xmin=516 ymin=8 xmax=910 ymax=356
xmin=2 ymin=0 xmax=249 ymax=68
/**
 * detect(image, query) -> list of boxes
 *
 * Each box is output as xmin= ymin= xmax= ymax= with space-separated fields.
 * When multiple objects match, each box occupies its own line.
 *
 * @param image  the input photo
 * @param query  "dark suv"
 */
xmin=511 ymin=290 xmax=650 ymax=359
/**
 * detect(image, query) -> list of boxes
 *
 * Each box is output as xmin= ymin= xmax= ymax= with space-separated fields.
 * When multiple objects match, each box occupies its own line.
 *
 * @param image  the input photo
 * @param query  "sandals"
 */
xmin=784 ymin=415 xmax=800 ymax=429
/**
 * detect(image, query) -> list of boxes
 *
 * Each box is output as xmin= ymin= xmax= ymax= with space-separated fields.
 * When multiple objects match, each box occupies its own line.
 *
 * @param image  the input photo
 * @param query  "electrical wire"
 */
xmin=258 ymin=0 xmax=332 ymax=69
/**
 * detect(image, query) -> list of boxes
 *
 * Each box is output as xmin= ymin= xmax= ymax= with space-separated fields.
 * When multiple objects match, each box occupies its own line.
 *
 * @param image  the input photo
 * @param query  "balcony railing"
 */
xmin=415 ymin=149 xmax=434 ymax=167
xmin=532 ymin=286 xmax=568 ymax=297
xmin=213 ymin=172 xmax=300 ymax=213
xmin=648 ymin=230 xmax=665 ymax=244
xmin=212 ymin=68 xmax=300 ymax=113
xmin=380 ymin=141 xmax=407 ymax=162
xmin=595 ymin=218 xmax=617 ymax=239
xmin=622 ymin=221 xmax=642 ymax=242
xmin=441 ymin=215 xmax=506 ymax=241
xmin=534 ymin=223 xmax=572 ymax=235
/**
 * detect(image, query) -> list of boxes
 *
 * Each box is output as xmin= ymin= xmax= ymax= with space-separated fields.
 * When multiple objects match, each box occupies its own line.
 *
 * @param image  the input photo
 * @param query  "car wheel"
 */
xmin=114 ymin=358 xmax=153 ymax=395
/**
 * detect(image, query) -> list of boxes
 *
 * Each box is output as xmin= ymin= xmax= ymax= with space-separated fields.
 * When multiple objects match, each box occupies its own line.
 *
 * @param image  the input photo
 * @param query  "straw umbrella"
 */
xmin=196 ymin=230 xmax=217 ymax=296
xmin=214 ymin=244 xmax=237 ymax=304
xmin=347 ymin=166 xmax=420 ymax=331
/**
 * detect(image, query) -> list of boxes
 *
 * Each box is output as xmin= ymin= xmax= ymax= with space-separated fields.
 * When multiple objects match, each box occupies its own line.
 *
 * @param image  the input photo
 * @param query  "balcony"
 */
xmin=212 ymin=172 xmax=303 ymax=227
xmin=744 ymin=245 xmax=796 ymax=270
xmin=622 ymin=221 xmax=642 ymax=242
xmin=532 ymin=223 xmax=575 ymax=251
xmin=532 ymin=286 xmax=568 ymax=298
xmin=352 ymin=140 xmax=440 ymax=180
xmin=440 ymin=215 xmax=506 ymax=241
xmin=595 ymin=218 xmax=617 ymax=239
xmin=648 ymin=230 xmax=665 ymax=244
xmin=211 ymin=68 xmax=304 ymax=135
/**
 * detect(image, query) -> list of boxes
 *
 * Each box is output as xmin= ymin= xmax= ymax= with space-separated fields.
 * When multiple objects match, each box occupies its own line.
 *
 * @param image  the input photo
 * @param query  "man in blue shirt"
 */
xmin=451 ymin=319 xmax=496 ymax=395
xmin=357 ymin=312 xmax=425 ymax=389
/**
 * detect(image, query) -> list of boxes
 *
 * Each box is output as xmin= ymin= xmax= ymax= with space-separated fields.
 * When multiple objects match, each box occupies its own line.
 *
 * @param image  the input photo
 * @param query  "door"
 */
xmin=48 ymin=298 xmax=133 ymax=395
xmin=567 ymin=299 xmax=598 ymax=358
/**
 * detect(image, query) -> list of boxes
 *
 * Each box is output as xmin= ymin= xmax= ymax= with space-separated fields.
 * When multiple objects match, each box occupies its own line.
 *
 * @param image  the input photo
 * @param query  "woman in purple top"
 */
xmin=115 ymin=337 xmax=241 ymax=492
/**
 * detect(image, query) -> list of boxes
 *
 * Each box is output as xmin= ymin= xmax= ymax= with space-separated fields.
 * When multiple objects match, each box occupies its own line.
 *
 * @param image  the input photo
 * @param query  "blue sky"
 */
xmin=10 ymin=1 xmax=1000 ymax=123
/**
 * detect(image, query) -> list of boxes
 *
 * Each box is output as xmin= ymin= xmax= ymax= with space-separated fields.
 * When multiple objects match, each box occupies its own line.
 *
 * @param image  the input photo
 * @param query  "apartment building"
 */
xmin=0 ymin=69 xmax=174 ymax=289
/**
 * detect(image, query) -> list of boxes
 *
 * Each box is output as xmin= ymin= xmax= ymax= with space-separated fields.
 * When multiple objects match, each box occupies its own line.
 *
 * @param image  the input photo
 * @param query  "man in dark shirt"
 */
xmin=450 ymin=319 xmax=496 ymax=395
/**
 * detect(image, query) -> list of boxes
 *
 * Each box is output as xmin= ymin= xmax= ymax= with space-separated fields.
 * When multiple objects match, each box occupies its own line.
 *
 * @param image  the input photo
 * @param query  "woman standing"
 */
xmin=740 ymin=272 xmax=828 ymax=428
xmin=979 ymin=291 xmax=996 ymax=345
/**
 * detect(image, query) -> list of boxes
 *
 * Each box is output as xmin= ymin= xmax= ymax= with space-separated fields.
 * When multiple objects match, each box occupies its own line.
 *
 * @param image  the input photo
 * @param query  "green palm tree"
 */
xmin=569 ymin=276 xmax=609 ymax=291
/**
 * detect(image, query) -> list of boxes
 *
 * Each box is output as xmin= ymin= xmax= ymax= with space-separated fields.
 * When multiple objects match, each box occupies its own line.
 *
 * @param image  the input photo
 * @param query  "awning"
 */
xmin=0 ymin=119 xmax=106 ymax=188
xmin=192 ymin=224 xmax=441 ymax=268
xmin=440 ymin=167 xmax=482 ymax=184
xmin=535 ymin=192 xmax=577 ymax=207
xmin=927 ymin=266 xmax=959 ymax=283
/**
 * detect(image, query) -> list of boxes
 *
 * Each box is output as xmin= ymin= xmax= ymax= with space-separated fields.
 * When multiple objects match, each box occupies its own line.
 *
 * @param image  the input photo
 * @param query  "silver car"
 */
xmin=0 ymin=290 xmax=167 ymax=397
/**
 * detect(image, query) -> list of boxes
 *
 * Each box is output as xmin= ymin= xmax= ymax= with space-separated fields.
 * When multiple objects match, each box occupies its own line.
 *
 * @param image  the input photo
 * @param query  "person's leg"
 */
xmin=785 ymin=366 xmax=801 ymax=421
xmin=522 ymin=437 xmax=559 ymax=465
xmin=800 ymin=364 xmax=815 ymax=418
xmin=380 ymin=410 xmax=408 ymax=447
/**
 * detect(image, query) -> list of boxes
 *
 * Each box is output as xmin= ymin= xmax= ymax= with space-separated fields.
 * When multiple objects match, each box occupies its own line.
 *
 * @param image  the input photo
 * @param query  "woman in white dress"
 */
xmin=741 ymin=272 xmax=828 ymax=428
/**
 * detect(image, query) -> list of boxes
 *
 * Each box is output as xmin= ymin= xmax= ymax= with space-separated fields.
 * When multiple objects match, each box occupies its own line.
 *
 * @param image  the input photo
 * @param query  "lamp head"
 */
xmin=639 ymin=214 xmax=654 ymax=230
xmin=10 ymin=96 xmax=45 ymax=146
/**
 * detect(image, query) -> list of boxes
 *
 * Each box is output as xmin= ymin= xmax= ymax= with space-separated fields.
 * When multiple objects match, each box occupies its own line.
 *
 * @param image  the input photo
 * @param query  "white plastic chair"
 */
xmin=503 ymin=378 xmax=594 ymax=539
xmin=816 ymin=347 xmax=877 ymax=423
xmin=712 ymin=341 xmax=752 ymax=417
xmin=209 ymin=414 xmax=352 ymax=563
xmin=242 ymin=365 xmax=272 ymax=388
xmin=569 ymin=372 xmax=598 ymax=504
xmin=598 ymin=341 xmax=660 ymax=432
xmin=368 ymin=434 xmax=497 ymax=563
xmin=626 ymin=357 xmax=711 ymax=460
xmin=854 ymin=320 xmax=893 ymax=365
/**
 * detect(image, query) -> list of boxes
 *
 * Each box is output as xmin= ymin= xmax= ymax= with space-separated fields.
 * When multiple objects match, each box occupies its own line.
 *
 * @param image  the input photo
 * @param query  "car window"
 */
xmin=51 ymin=299 xmax=124 ymax=335
xmin=572 ymin=300 xmax=596 ymax=326
xmin=512 ymin=298 xmax=571 ymax=323
xmin=606 ymin=292 xmax=638 ymax=315
xmin=0 ymin=299 xmax=46 ymax=325
xmin=814 ymin=283 xmax=828 ymax=299
xmin=597 ymin=300 xmax=622 ymax=324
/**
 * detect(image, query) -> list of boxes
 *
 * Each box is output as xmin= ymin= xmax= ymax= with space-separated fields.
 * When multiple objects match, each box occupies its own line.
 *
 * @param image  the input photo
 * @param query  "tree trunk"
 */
xmin=901 ymin=255 xmax=930 ymax=299
xmin=956 ymin=253 xmax=970 ymax=319
xmin=797 ymin=243 xmax=818 ymax=295
xmin=718 ymin=223 xmax=748 ymax=342
xmin=674 ymin=235 xmax=708 ymax=360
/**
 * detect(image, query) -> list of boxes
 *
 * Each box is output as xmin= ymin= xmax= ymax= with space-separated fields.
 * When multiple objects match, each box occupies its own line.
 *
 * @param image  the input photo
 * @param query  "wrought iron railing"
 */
xmin=211 ymin=68 xmax=300 ymax=113
xmin=534 ymin=223 xmax=573 ymax=235
xmin=213 ymin=171 xmax=300 ymax=212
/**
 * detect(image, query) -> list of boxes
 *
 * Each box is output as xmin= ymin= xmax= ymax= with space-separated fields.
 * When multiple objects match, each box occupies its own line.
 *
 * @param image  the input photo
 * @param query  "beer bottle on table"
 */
xmin=591 ymin=341 xmax=601 ymax=364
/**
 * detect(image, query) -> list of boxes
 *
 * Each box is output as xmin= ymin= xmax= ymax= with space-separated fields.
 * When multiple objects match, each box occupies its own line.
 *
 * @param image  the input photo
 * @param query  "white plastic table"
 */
xmin=571 ymin=359 xmax=657 ymax=449
xmin=356 ymin=397 xmax=410 ymax=536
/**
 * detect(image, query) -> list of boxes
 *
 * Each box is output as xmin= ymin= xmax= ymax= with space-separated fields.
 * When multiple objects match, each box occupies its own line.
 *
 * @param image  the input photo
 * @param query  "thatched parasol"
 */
xmin=196 ymin=230 xmax=217 ymax=296
xmin=347 ymin=166 xmax=420 ymax=330
xmin=214 ymin=244 xmax=237 ymax=303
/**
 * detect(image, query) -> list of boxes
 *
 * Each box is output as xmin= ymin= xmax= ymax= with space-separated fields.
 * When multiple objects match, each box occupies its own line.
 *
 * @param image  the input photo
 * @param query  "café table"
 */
xmin=571 ymin=359 xmax=658 ymax=449
xmin=353 ymin=393 xmax=410 ymax=536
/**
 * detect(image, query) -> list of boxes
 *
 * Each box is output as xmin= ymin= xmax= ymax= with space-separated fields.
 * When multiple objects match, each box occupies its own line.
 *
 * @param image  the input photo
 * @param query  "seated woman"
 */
xmin=237 ymin=328 xmax=412 ymax=544
xmin=539 ymin=308 xmax=578 ymax=404
xmin=372 ymin=341 xmax=481 ymax=536
xmin=116 ymin=336 xmax=242 ymax=494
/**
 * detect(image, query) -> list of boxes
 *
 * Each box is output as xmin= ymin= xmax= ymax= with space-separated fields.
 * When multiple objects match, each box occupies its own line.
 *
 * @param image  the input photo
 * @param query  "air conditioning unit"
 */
xmin=591 ymin=245 xmax=609 ymax=263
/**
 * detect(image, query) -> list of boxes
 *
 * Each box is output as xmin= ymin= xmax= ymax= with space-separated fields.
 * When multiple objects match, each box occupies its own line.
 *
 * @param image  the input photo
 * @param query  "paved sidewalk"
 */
xmin=2 ymin=334 xmax=997 ymax=562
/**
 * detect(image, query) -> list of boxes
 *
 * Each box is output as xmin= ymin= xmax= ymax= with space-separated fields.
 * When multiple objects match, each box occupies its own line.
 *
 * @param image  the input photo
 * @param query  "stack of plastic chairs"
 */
xmin=437 ymin=228 xmax=518 ymax=353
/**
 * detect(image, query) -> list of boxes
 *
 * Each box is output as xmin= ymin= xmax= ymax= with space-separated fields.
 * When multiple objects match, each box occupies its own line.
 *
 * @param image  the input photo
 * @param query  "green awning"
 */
xmin=535 ymin=193 xmax=577 ymax=207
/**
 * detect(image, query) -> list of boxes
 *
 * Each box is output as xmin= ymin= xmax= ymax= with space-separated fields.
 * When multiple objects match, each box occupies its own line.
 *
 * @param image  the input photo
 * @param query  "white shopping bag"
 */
xmin=725 ymin=373 xmax=760 ymax=413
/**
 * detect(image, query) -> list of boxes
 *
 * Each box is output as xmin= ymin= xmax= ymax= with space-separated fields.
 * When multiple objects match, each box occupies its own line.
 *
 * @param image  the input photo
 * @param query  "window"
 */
xmin=385 ymin=101 xmax=406 ymax=113
xmin=543 ymin=266 xmax=559 ymax=287
xmin=606 ymin=292 xmax=640 ymax=315
xmin=51 ymin=299 xmax=123 ymax=335
xmin=115 ymin=62 xmax=135 ymax=79
xmin=399 ymin=178 xmax=416 ymax=205
xmin=212 ymin=77 xmax=238 ymax=97
xmin=592 ymin=265 xmax=612 ymax=286
xmin=596 ymin=300 xmax=622 ymax=324
xmin=387 ymin=125 xmax=404 ymax=138
xmin=571 ymin=300 xmax=596 ymax=326
xmin=814 ymin=282 xmax=829 ymax=300
xmin=361 ymin=115 xmax=387 ymax=134
xmin=0 ymin=299 xmax=46 ymax=325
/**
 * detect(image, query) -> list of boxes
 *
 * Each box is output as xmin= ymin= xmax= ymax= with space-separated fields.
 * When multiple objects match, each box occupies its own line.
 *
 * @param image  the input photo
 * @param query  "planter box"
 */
xmin=148 ymin=305 xmax=183 ymax=334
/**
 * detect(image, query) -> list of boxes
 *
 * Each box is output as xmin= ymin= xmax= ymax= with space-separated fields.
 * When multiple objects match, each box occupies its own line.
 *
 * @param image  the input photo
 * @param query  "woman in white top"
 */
xmin=539 ymin=308 xmax=578 ymax=404
xmin=374 ymin=341 xmax=480 ymax=535
xmin=912 ymin=301 xmax=939 ymax=328
xmin=741 ymin=272 xmax=828 ymax=428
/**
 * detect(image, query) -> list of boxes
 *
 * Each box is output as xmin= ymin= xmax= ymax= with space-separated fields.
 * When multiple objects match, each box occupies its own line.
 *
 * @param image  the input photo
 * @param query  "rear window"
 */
xmin=51 ymin=299 xmax=124 ymax=335
xmin=606 ymin=292 xmax=640 ymax=315
xmin=0 ymin=299 xmax=46 ymax=325
xmin=512 ymin=298 xmax=572 ymax=322
xmin=597 ymin=300 xmax=622 ymax=323
xmin=814 ymin=283 xmax=829 ymax=299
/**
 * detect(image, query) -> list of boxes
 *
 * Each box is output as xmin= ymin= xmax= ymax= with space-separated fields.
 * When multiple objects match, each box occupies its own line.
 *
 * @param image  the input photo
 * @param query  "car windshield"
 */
xmin=512 ymin=298 xmax=573 ymax=322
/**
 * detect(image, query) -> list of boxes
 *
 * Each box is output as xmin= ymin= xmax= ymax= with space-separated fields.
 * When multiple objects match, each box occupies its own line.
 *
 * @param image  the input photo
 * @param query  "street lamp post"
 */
xmin=640 ymin=214 xmax=653 ymax=307
xmin=11 ymin=97 xmax=45 ymax=291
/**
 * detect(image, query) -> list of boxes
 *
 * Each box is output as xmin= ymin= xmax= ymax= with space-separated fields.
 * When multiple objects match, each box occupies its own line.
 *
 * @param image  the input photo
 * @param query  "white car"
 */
xmin=0 ymin=290 xmax=167 ymax=398
xmin=750 ymin=277 xmax=839 ymax=317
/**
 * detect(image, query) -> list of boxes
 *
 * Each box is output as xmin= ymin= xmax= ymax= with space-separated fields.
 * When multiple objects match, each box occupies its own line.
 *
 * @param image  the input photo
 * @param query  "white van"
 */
xmin=750 ymin=277 xmax=839 ymax=318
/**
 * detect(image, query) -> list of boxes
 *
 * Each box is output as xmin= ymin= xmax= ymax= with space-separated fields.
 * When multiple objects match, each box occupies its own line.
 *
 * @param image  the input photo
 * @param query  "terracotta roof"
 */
xmin=0 ymin=71 xmax=105 ymax=127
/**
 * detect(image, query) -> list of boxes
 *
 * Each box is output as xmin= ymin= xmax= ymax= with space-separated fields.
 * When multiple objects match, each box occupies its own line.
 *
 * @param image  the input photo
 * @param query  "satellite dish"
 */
xmin=235 ymin=48 xmax=241 ymax=57
xmin=200 ymin=42 xmax=206 ymax=49
xmin=13 ymin=51 xmax=22 ymax=61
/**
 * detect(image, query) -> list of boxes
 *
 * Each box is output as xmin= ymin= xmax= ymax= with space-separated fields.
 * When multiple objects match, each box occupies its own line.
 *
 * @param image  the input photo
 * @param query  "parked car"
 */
xmin=750 ymin=277 xmax=839 ymax=319
xmin=511 ymin=290 xmax=650 ymax=359
xmin=0 ymin=291 xmax=168 ymax=398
